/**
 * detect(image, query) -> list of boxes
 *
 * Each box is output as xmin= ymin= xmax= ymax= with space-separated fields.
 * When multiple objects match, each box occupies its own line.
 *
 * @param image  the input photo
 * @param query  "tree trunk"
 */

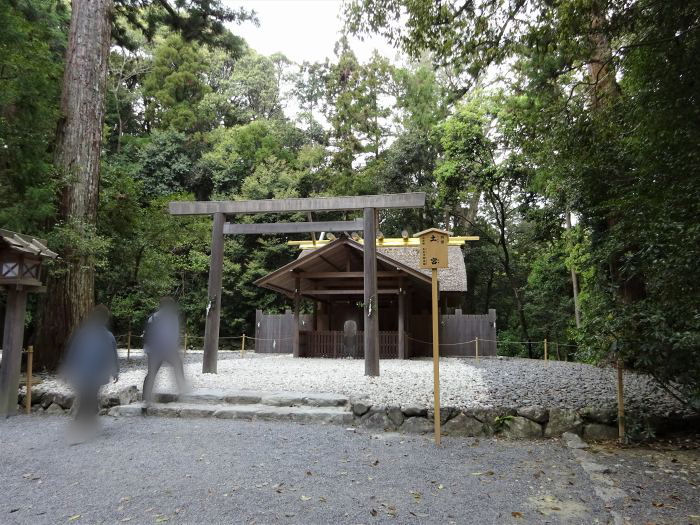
xmin=588 ymin=4 xmax=646 ymax=306
xmin=35 ymin=0 xmax=113 ymax=370
xmin=565 ymin=211 xmax=582 ymax=328
xmin=588 ymin=5 xmax=620 ymax=109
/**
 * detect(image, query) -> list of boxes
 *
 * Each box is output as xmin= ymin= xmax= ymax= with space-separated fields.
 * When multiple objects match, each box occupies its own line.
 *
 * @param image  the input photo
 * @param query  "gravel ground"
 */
xmin=0 ymin=416 xmax=613 ymax=524
xmin=585 ymin=440 xmax=700 ymax=524
xmin=32 ymin=350 xmax=686 ymax=416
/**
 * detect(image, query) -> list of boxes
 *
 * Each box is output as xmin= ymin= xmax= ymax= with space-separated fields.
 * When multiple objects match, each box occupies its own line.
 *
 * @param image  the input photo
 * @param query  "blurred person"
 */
xmin=141 ymin=297 xmax=186 ymax=410
xmin=63 ymin=304 xmax=119 ymax=429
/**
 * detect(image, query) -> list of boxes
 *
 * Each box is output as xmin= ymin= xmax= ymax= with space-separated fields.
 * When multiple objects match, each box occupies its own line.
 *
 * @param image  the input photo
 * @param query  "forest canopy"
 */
xmin=1 ymin=0 xmax=698 ymax=411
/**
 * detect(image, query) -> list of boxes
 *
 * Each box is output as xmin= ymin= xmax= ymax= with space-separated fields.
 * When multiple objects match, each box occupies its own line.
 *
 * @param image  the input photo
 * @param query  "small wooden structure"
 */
xmin=0 ymin=229 xmax=57 ymax=417
xmin=169 ymin=193 xmax=426 ymax=376
xmin=254 ymin=234 xmax=496 ymax=359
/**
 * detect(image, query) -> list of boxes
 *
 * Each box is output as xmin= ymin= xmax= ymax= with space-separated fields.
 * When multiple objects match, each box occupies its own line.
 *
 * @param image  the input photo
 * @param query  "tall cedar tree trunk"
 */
xmin=588 ymin=4 xmax=645 ymax=305
xmin=565 ymin=211 xmax=582 ymax=328
xmin=35 ymin=0 xmax=113 ymax=370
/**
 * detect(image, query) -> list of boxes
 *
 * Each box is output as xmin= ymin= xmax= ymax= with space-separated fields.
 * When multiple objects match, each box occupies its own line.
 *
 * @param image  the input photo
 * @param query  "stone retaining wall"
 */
xmin=18 ymin=388 xmax=697 ymax=441
xmin=17 ymin=386 xmax=139 ymax=416
xmin=350 ymin=400 xmax=698 ymax=440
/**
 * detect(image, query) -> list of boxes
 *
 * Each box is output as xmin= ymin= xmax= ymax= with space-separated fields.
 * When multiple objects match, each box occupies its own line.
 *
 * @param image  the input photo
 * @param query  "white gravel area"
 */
xmin=31 ymin=350 xmax=687 ymax=416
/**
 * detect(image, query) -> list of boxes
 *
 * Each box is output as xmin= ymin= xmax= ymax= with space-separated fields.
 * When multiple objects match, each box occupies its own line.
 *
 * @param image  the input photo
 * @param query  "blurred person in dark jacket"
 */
xmin=142 ymin=297 xmax=186 ymax=409
xmin=63 ymin=304 xmax=119 ymax=426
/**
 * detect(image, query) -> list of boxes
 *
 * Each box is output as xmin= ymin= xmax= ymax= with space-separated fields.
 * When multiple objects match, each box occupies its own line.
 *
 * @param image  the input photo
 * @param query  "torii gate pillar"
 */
xmin=202 ymin=213 xmax=224 ymax=373
xmin=363 ymin=207 xmax=379 ymax=376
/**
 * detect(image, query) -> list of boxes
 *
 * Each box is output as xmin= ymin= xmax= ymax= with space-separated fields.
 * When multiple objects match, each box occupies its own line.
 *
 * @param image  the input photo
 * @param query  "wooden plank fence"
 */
xmin=300 ymin=330 xmax=400 ymax=359
xmin=256 ymin=308 xmax=495 ymax=358
xmin=254 ymin=309 xmax=312 ymax=354
xmin=409 ymin=308 xmax=497 ymax=357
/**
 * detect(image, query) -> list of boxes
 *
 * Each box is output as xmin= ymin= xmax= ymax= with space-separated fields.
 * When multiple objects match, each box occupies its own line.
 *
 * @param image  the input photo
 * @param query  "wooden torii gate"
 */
xmin=168 ymin=193 xmax=426 ymax=377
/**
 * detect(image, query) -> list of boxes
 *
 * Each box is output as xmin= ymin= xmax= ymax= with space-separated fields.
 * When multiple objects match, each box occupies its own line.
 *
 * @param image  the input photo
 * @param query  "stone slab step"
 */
xmin=109 ymin=402 xmax=353 ymax=426
xmin=153 ymin=389 xmax=348 ymax=408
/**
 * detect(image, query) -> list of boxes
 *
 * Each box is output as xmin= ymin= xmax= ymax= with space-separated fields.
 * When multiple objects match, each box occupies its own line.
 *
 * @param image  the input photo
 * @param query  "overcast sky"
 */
xmin=231 ymin=0 xmax=398 ymax=64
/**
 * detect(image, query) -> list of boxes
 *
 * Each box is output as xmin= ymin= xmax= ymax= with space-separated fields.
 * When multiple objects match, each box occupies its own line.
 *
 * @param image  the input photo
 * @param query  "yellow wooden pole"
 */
xmin=544 ymin=338 xmax=548 ymax=362
xmin=241 ymin=333 xmax=246 ymax=356
xmin=127 ymin=330 xmax=132 ymax=363
xmin=25 ymin=346 xmax=33 ymax=415
xmin=475 ymin=336 xmax=479 ymax=361
xmin=431 ymin=267 xmax=441 ymax=445
xmin=617 ymin=358 xmax=625 ymax=443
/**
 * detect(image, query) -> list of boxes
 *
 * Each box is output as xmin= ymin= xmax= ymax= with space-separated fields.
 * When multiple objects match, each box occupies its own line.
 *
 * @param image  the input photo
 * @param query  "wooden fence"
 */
xmin=254 ymin=309 xmax=312 ymax=354
xmin=408 ymin=308 xmax=497 ymax=357
xmin=255 ymin=308 xmax=496 ymax=358
xmin=299 ymin=330 xmax=400 ymax=359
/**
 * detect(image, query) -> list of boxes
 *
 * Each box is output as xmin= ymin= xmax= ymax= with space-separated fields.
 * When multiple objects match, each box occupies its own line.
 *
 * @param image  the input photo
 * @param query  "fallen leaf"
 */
xmin=652 ymin=502 xmax=664 ymax=508
xmin=370 ymin=508 xmax=378 ymax=516
xmin=120 ymin=519 xmax=132 ymax=523
xmin=551 ymin=507 xmax=561 ymax=511
xmin=319 ymin=496 xmax=327 ymax=503
xmin=438 ymin=484 xmax=444 ymax=490
xmin=512 ymin=511 xmax=523 ymax=518
xmin=306 ymin=471 xmax=312 ymax=476
xmin=68 ymin=515 xmax=81 ymax=522
xmin=300 ymin=495 xmax=311 ymax=501
xmin=155 ymin=516 xmax=169 ymax=523
xmin=372 ymin=459 xmax=379 ymax=466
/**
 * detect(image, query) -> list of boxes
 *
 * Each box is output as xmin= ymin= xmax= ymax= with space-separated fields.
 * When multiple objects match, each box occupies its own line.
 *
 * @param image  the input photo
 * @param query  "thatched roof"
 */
xmin=295 ymin=239 xmax=468 ymax=292
xmin=375 ymin=245 xmax=467 ymax=292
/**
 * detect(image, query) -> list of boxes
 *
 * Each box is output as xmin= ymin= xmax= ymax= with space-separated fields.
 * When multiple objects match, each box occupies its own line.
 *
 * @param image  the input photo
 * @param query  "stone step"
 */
xmin=109 ymin=402 xmax=354 ymax=426
xmin=153 ymin=389 xmax=349 ymax=408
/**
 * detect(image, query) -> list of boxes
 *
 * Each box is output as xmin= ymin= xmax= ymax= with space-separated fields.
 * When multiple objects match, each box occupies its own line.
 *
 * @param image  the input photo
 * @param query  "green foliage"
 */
xmin=143 ymin=34 xmax=211 ymax=132
xmin=0 ymin=0 xmax=67 ymax=232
